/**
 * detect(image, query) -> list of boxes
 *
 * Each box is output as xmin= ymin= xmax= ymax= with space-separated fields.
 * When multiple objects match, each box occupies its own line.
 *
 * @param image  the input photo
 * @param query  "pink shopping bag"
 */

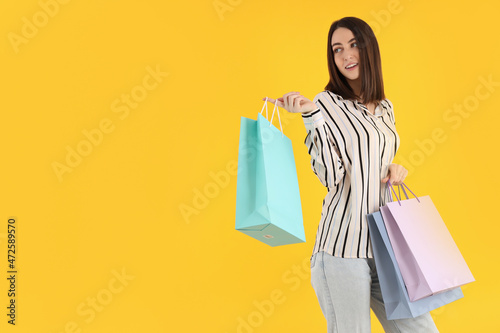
xmin=380 ymin=181 xmax=474 ymax=301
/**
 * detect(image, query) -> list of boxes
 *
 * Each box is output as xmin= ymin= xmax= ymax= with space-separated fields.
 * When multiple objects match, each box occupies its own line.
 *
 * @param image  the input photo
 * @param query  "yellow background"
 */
xmin=1 ymin=0 xmax=499 ymax=332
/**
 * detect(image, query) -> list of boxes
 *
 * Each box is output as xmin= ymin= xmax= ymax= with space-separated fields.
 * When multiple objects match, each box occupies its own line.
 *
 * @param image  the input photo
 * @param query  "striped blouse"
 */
xmin=302 ymin=90 xmax=400 ymax=259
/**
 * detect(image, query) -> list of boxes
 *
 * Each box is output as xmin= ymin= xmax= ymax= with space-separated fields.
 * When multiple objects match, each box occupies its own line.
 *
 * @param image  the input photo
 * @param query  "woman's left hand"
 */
xmin=381 ymin=163 xmax=408 ymax=186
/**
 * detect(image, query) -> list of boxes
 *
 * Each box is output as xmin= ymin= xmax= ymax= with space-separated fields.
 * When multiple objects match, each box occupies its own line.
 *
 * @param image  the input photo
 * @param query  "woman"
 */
xmin=263 ymin=17 xmax=439 ymax=332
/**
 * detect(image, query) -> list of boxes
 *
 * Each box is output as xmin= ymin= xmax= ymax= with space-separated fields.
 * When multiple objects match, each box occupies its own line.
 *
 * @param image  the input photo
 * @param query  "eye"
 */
xmin=352 ymin=42 xmax=358 ymax=48
xmin=333 ymin=47 xmax=342 ymax=54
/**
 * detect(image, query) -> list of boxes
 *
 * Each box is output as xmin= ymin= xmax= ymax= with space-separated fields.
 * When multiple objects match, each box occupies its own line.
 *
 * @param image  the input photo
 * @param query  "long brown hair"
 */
xmin=325 ymin=17 xmax=385 ymax=105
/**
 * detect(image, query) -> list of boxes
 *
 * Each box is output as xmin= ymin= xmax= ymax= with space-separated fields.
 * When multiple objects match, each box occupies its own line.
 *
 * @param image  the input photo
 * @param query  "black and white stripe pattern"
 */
xmin=302 ymin=91 xmax=400 ymax=258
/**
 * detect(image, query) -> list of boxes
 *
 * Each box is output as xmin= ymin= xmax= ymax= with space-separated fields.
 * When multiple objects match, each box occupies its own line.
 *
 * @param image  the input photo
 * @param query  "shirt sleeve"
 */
xmin=301 ymin=100 xmax=345 ymax=188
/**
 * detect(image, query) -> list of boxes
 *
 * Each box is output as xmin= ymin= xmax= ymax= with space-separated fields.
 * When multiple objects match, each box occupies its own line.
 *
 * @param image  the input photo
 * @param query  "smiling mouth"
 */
xmin=345 ymin=63 xmax=358 ymax=70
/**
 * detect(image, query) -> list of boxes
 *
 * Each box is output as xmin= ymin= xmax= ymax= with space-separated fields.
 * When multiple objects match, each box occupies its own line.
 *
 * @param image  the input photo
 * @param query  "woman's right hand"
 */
xmin=262 ymin=91 xmax=318 ymax=114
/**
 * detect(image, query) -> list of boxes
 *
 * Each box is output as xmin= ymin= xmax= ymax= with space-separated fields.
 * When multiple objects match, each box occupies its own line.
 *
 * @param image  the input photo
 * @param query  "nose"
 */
xmin=344 ymin=49 xmax=354 ymax=62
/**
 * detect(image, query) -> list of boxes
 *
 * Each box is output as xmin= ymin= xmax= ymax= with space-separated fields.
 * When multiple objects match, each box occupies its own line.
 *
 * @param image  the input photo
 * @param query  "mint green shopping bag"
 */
xmin=235 ymin=100 xmax=305 ymax=246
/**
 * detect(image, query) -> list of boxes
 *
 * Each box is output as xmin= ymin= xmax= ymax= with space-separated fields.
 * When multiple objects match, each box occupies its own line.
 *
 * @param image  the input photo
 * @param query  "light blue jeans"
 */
xmin=310 ymin=251 xmax=439 ymax=333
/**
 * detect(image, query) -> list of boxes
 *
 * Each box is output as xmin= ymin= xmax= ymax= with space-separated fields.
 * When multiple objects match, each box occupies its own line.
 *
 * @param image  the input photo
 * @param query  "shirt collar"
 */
xmin=354 ymin=99 xmax=387 ymax=118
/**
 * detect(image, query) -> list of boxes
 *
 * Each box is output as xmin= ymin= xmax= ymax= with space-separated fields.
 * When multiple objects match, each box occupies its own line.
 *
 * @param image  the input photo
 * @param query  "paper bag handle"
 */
xmin=260 ymin=97 xmax=284 ymax=137
xmin=387 ymin=180 xmax=420 ymax=206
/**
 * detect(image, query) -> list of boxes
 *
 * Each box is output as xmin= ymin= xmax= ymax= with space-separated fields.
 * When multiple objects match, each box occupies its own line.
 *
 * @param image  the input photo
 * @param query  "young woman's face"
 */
xmin=331 ymin=27 xmax=360 ymax=83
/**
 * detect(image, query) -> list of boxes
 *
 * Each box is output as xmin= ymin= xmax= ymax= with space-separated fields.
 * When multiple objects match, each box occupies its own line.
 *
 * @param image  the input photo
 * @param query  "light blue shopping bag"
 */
xmin=367 ymin=211 xmax=464 ymax=320
xmin=235 ymin=100 xmax=305 ymax=246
